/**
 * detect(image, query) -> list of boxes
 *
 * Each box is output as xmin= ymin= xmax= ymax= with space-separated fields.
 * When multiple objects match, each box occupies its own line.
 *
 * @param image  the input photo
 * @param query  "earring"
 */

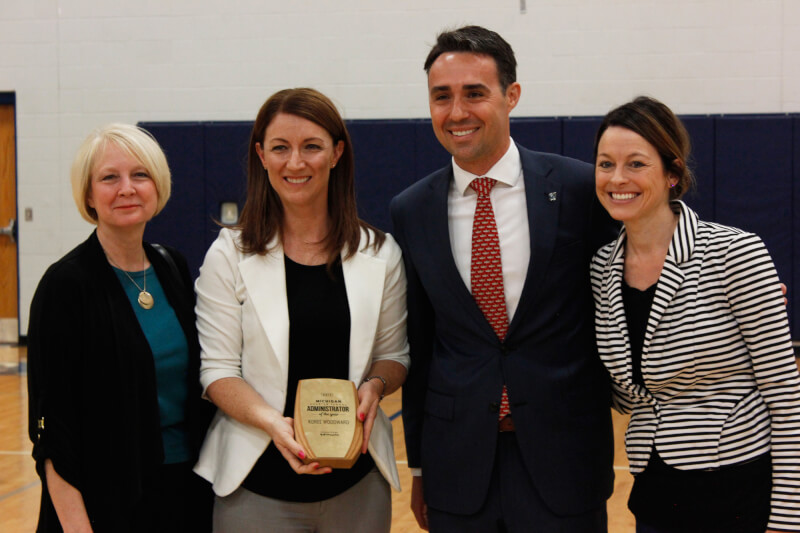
xmin=669 ymin=183 xmax=676 ymax=188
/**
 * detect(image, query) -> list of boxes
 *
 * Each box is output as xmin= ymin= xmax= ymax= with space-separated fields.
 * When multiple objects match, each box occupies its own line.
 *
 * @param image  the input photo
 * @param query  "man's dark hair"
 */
xmin=424 ymin=25 xmax=517 ymax=92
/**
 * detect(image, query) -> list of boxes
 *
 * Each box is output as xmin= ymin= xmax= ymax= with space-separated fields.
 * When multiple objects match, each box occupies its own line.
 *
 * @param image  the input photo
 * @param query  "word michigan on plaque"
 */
xmin=294 ymin=378 xmax=363 ymax=469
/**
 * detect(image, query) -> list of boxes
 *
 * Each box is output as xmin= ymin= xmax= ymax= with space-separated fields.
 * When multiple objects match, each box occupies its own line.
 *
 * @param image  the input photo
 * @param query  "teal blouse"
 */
xmin=113 ymin=266 xmax=191 ymax=464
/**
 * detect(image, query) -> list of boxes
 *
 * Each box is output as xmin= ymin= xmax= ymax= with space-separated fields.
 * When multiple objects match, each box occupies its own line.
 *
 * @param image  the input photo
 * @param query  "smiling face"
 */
xmin=255 ymin=113 xmax=344 ymax=213
xmin=86 ymin=142 xmax=158 ymax=232
xmin=427 ymin=52 xmax=520 ymax=176
xmin=595 ymin=126 xmax=678 ymax=225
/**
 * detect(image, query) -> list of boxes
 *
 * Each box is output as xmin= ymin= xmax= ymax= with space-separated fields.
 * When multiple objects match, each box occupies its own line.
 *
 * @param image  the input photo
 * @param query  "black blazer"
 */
xmin=27 ymin=231 xmax=213 ymax=532
xmin=390 ymin=145 xmax=618 ymax=516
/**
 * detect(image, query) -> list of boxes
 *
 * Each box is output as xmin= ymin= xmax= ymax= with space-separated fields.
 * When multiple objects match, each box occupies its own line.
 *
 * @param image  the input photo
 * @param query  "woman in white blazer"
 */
xmin=193 ymin=88 xmax=409 ymax=533
xmin=590 ymin=97 xmax=800 ymax=533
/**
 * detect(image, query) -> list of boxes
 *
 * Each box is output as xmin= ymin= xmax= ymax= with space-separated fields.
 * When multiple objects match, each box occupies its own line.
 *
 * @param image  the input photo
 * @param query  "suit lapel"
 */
xmin=424 ymin=167 xmax=490 ymax=331
xmin=601 ymin=202 xmax=696 ymax=386
xmin=642 ymin=258 xmax=684 ymax=360
xmin=239 ymin=243 xmax=290 ymax=378
xmin=600 ymin=226 xmax=688 ymax=386
xmin=603 ymin=235 xmax=634 ymax=382
xmin=641 ymin=202 xmax=695 ymax=358
xmin=508 ymin=148 xmax=561 ymax=336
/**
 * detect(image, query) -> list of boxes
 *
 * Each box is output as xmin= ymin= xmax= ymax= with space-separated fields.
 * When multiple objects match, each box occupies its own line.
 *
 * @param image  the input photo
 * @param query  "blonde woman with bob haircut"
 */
xmin=28 ymin=123 xmax=214 ymax=532
xmin=70 ymin=123 xmax=172 ymax=224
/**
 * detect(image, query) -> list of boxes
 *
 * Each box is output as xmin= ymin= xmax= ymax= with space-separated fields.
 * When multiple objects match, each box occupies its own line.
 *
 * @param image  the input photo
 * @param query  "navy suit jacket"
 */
xmin=390 ymin=144 xmax=618 ymax=516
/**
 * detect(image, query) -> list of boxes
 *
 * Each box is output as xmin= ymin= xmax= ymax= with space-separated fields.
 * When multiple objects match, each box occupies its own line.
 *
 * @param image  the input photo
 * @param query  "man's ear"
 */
xmin=505 ymin=82 xmax=521 ymax=112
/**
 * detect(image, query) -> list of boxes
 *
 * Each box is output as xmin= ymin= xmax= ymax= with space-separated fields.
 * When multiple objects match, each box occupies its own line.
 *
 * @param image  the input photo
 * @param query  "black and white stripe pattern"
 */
xmin=591 ymin=201 xmax=800 ymax=531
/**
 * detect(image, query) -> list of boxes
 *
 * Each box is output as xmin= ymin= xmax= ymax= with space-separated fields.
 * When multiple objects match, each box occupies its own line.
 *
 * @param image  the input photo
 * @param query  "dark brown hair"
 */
xmin=594 ymin=96 xmax=694 ymax=200
xmin=236 ymin=88 xmax=385 ymax=265
xmin=424 ymin=25 xmax=517 ymax=93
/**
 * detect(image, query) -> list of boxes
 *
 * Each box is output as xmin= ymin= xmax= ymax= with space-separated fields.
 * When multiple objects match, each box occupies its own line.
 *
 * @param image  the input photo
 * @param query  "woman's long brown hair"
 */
xmin=236 ymin=88 xmax=385 ymax=265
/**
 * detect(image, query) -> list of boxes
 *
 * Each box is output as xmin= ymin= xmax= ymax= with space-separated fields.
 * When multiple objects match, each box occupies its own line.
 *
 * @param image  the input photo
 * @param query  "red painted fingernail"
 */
xmin=298 ymin=450 xmax=305 ymax=459
xmin=359 ymin=413 xmax=365 ymax=422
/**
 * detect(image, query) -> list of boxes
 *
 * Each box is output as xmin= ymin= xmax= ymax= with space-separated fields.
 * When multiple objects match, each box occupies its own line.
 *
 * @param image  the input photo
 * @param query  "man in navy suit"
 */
xmin=390 ymin=26 xmax=618 ymax=532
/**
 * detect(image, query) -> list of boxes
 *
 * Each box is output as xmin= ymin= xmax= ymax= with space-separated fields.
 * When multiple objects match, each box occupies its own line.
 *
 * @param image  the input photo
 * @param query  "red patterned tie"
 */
xmin=469 ymin=177 xmax=511 ymax=420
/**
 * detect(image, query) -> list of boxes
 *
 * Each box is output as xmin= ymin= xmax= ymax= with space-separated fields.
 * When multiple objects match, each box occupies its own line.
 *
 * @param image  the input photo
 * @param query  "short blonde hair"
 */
xmin=70 ymin=123 xmax=171 ymax=224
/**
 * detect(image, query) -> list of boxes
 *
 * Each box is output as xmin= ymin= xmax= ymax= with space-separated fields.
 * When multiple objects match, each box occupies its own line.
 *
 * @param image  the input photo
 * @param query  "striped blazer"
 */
xmin=590 ymin=201 xmax=800 ymax=531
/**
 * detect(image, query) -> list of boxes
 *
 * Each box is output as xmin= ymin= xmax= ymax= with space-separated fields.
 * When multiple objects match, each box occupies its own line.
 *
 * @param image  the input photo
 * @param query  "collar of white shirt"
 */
xmin=451 ymin=139 xmax=522 ymax=195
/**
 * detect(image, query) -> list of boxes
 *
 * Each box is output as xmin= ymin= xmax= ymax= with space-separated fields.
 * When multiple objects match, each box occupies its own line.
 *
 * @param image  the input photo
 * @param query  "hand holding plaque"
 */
xmin=294 ymin=378 xmax=363 ymax=469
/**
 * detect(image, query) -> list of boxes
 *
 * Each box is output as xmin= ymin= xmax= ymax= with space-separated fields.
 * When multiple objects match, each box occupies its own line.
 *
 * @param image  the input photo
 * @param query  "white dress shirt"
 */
xmin=448 ymin=140 xmax=530 ymax=321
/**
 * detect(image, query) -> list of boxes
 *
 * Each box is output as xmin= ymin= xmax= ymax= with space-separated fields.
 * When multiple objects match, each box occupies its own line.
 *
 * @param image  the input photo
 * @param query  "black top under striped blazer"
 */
xmin=590 ymin=201 xmax=800 ymax=531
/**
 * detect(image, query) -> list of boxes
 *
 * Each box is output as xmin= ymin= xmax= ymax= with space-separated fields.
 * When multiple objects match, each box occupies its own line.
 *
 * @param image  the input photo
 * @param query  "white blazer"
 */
xmin=193 ymin=228 xmax=409 ymax=497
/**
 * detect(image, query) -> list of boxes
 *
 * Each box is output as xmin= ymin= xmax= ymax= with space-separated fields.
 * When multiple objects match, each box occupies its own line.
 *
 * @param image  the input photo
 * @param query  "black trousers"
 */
xmin=134 ymin=461 xmax=214 ymax=533
xmin=427 ymin=432 xmax=607 ymax=533
xmin=37 ymin=461 xmax=212 ymax=533
xmin=629 ymin=451 xmax=771 ymax=533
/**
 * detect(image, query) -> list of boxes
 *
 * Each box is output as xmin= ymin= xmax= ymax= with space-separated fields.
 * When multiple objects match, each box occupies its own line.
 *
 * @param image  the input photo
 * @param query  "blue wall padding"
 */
xmin=714 ymin=116 xmax=793 ymax=309
xmin=413 ymin=121 xmax=451 ymax=181
xmin=348 ymin=120 xmax=419 ymax=231
xmin=793 ymin=118 xmax=800 ymax=334
xmin=562 ymin=117 xmax=603 ymax=165
xmin=203 ymin=122 xmax=250 ymax=240
xmin=140 ymin=114 xmax=798 ymax=336
xmin=141 ymin=123 xmax=207 ymax=278
xmin=510 ymin=118 xmax=562 ymax=156
xmin=681 ymin=117 xmax=715 ymax=220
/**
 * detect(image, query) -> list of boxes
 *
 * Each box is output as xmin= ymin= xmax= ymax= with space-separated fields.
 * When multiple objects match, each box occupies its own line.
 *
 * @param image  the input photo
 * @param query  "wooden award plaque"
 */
xmin=294 ymin=378 xmax=363 ymax=469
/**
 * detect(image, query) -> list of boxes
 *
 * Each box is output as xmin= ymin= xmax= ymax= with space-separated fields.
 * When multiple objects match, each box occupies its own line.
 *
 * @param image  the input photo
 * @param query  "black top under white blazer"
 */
xmin=591 ymin=201 xmax=800 ymax=532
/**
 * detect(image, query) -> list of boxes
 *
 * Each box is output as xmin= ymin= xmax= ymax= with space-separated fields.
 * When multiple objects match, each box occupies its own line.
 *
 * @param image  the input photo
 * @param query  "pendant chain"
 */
xmin=105 ymin=250 xmax=155 ymax=310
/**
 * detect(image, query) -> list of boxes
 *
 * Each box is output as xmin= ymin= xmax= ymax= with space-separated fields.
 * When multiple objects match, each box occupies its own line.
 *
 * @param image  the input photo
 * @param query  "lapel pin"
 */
xmin=547 ymin=192 xmax=557 ymax=202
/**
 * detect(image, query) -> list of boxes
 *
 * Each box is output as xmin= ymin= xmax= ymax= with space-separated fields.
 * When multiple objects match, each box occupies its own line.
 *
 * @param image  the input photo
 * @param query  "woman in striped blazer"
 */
xmin=590 ymin=96 xmax=800 ymax=533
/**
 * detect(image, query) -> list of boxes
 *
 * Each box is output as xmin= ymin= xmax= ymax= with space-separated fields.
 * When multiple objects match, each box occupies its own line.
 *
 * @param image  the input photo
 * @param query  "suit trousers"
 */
xmin=427 ymin=432 xmax=607 ymax=533
xmin=211 ymin=468 xmax=390 ymax=533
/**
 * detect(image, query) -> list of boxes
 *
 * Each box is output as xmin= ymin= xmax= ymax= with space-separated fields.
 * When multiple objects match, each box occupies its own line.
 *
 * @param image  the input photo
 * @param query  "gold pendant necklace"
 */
xmin=107 ymin=251 xmax=154 ymax=310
